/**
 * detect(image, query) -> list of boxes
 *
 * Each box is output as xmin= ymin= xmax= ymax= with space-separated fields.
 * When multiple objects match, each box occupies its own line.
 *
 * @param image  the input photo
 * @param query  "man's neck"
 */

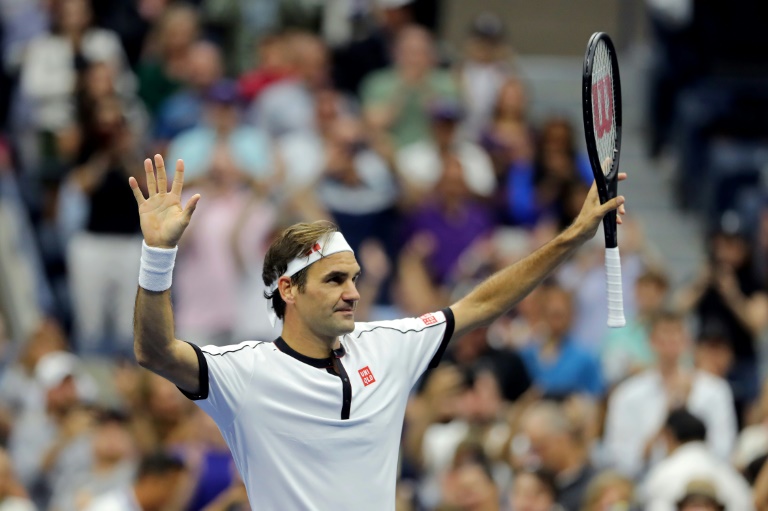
xmin=658 ymin=360 xmax=680 ymax=380
xmin=281 ymin=319 xmax=339 ymax=359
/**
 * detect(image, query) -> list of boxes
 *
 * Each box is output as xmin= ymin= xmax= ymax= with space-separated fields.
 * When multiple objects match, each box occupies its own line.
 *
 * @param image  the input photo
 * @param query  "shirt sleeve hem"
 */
xmin=428 ymin=307 xmax=455 ymax=369
xmin=177 ymin=342 xmax=209 ymax=401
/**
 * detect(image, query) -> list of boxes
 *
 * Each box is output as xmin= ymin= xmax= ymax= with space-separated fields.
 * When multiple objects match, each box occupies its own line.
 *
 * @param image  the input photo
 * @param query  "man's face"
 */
xmin=542 ymin=289 xmax=573 ymax=340
xmin=650 ymin=320 xmax=688 ymax=364
xmin=510 ymin=472 xmax=554 ymax=511
xmin=290 ymin=252 xmax=361 ymax=338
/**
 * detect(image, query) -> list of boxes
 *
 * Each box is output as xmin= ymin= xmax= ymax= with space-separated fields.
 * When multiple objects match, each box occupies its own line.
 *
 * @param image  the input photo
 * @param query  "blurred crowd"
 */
xmin=0 ymin=0 xmax=767 ymax=510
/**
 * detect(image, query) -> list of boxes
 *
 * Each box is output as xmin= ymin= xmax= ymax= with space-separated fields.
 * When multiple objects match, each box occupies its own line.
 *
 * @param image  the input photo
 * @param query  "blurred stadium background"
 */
xmin=0 ymin=1 xmax=767 ymax=510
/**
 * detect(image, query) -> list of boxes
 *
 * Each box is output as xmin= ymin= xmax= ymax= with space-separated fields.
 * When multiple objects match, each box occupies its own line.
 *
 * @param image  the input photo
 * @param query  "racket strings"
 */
xmin=591 ymin=42 xmax=617 ymax=177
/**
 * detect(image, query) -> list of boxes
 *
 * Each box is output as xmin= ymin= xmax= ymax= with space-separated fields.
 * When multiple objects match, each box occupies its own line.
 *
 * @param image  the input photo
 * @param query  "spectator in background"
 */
xmin=84 ymin=452 xmax=186 ymax=511
xmin=238 ymin=32 xmax=292 ymax=104
xmin=674 ymin=480 xmax=726 ymax=511
xmin=502 ymin=117 xmax=592 ymax=228
xmin=250 ymin=31 xmax=331 ymax=138
xmin=331 ymin=0 xmax=417 ymax=96
xmin=65 ymin=95 xmax=143 ymax=356
xmin=519 ymin=284 xmax=604 ymax=397
xmin=396 ymin=98 xmax=496 ymax=202
xmin=604 ymin=312 xmax=736 ymax=479
xmin=677 ymin=222 xmax=768 ymax=424
xmin=20 ymin=0 xmax=135 ymax=138
xmin=508 ymin=468 xmax=560 ymax=511
xmin=458 ymin=12 xmax=515 ymax=141
xmin=481 ymin=77 xmax=533 ymax=179
xmin=311 ymin=115 xmax=399 ymax=251
xmin=438 ymin=457 xmax=501 ymax=511
xmin=640 ymin=409 xmax=754 ymax=511
xmin=8 ymin=351 xmax=96 ymax=509
xmin=173 ymin=143 xmax=277 ymax=346
xmin=601 ymin=269 xmax=669 ymax=386
xmin=519 ymin=400 xmax=598 ymax=511
xmin=49 ymin=409 xmax=137 ymax=511
xmin=362 ymin=24 xmax=459 ymax=148
xmin=153 ymin=40 xmax=224 ymax=146
xmin=0 ymin=448 xmax=34 ymax=511
xmin=166 ymin=79 xmax=273 ymax=185
xmin=399 ymin=153 xmax=495 ymax=289
xmin=580 ymin=471 xmax=635 ymax=511
xmin=137 ymin=3 xmax=199 ymax=115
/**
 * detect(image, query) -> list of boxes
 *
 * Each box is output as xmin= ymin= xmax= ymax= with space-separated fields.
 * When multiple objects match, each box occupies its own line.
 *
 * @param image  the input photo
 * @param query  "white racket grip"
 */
xmin=605 ymin=247 xmax=626 ymax=328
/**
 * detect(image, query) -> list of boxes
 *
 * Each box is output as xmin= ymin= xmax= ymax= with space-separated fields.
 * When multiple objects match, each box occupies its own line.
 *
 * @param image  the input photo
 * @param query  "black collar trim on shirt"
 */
xmin=273 ymin=337 xmax=346 ymax=368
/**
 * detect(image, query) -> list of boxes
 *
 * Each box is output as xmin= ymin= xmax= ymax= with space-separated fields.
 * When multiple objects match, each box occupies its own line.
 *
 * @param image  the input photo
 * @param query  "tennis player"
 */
xmin=129 ymin=155 xmax=625 ymax=510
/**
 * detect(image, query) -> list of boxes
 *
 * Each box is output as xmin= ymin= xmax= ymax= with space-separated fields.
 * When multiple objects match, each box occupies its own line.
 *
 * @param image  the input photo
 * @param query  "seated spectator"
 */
xmin=249 ymin=31 xmax=331 ymax=138
xmin=519 ymin=284 xmax=604 ymax=397
xmin=508 ymin=468 xmax=560 ymax=511
xmin=362 ymin=24 xmax=460 ymax=148
xmin=153 ymin=40 xmax=225 ymax=145
xmin=640 ymin=409 xmax=753 ymax=511
xmin=519 ymin=400 xmax=599 ymax=511
xmin=84 ymin=452 xmax=186 ymax=511
xmin=396 ymin=99 xmax=496 ymax=201
xmin=604 ymin=312 xmax=736 ymax=479
xmin=580 ymin=471 xmax=635 ymax=511
xmin=166 ymin=79 xmax=273 ymax=184
xmin=0 ymin=448 xmax=35 ymax=511
xmin=601 ymin=269 xmax=670 ymax=386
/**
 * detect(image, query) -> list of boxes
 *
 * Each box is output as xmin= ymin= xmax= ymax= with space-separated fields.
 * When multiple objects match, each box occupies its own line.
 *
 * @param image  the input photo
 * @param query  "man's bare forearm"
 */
xmin=451 ymin=225 xmax=584 ymax=336
xmin=134 ymin=287 xmax=199 ymax=392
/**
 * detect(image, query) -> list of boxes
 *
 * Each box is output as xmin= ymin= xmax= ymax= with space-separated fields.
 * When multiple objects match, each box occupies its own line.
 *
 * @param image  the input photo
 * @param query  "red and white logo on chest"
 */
xmin=358 ymin=366 xmax=376 ymax=386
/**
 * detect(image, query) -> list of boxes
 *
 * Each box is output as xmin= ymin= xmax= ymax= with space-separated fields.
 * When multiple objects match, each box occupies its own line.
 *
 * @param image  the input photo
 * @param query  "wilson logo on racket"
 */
xmin=592 ymin=75 xmax=614 ymax=138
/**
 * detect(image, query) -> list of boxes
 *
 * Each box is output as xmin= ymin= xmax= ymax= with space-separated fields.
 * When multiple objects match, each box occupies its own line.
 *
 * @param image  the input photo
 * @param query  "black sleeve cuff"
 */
xmin=428 ymin=307 xmax=455 ymax=369
xmin=177 ymin=342 xmax=209 ymax=401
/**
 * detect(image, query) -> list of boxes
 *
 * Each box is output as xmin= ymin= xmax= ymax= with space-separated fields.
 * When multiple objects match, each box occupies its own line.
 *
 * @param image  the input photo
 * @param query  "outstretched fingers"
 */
xmin=128 ymin=176 xmax=145 ymax=205
xmin=154 ymin=154 xmax=167 ymax=194
xmin=144 ymin=158 xmax=157 ymax=196
xmin=170 ymin=159 xmax=185 ymax=196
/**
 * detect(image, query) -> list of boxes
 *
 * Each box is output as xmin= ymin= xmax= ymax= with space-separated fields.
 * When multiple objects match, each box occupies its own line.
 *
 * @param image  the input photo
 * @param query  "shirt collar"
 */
xmin=273 ymin=337 xmax=346 ymax=369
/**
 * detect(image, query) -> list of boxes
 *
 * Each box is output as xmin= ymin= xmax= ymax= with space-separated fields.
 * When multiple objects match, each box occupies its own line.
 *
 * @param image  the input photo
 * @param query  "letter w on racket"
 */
xmin=591 ymin=76 xmax=614 ymax=138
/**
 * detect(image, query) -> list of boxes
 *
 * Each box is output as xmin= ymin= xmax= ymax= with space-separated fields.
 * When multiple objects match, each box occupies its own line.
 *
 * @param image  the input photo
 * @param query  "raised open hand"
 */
xmin=128 ymin=155 xmax=200 ymax=248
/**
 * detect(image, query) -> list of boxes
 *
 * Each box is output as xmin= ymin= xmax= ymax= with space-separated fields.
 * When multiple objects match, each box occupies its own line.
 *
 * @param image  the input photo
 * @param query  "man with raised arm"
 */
xmin=129 ymin=155 xmax=625 ymax=510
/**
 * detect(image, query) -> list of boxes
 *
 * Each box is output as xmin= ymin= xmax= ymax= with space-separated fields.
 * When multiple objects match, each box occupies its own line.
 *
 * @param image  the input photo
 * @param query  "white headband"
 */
xmin=268 ymin=232 xmax=354 ymax=326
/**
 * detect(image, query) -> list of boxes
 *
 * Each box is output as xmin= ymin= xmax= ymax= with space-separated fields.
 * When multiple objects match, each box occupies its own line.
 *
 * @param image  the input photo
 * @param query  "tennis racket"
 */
xmin=582 ymin=32 xmax=625 ymax=328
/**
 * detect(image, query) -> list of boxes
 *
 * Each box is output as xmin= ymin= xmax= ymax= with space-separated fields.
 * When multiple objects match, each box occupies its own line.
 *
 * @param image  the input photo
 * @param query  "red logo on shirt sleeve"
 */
xmin=358 ymin=366 xmax=376 ymax=386
xmin=419 ymin=313 xmax=437 ymax=326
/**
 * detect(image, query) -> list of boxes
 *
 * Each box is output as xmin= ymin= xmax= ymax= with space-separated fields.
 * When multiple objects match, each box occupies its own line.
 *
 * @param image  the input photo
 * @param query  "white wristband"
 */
xmin=139 ymin=241 xmax=178 ymax=292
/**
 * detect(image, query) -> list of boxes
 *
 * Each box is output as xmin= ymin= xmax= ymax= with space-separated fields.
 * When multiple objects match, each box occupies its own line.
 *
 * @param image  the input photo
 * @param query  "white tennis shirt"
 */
xmin=180 ymin=308 xmax=455 ymax=510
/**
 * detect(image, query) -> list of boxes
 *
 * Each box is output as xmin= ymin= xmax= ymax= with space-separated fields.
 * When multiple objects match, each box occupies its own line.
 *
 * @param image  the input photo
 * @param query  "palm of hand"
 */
xmin=129 ymin=155 xmax=200 ymax=248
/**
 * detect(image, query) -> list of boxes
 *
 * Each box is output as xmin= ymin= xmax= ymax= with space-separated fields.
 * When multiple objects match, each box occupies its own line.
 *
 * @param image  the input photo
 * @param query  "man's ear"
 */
xmin=279 ymin=276 xmax=296 ymax=305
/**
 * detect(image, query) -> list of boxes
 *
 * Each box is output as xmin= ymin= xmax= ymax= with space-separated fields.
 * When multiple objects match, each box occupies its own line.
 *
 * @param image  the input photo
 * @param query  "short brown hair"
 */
xmin=649 ymin=309 xmax=685 ymax=332
xmin=637 ymin=268 xmax=669 ymax=290
xmin=262 ymin=221 xmax=339 ymax=321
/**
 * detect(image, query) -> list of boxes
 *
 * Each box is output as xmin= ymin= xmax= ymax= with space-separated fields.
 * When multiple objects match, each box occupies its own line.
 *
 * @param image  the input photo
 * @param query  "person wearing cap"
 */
xmin=675 ymin=479 xmax=725 ymax=511
xmin=641 ymin=408 xmax=753 ymax=511
xmin=128 ymin=154 xmax=625 ymax=510
xmin=396 ymin=98 xmax=497 ymax=202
